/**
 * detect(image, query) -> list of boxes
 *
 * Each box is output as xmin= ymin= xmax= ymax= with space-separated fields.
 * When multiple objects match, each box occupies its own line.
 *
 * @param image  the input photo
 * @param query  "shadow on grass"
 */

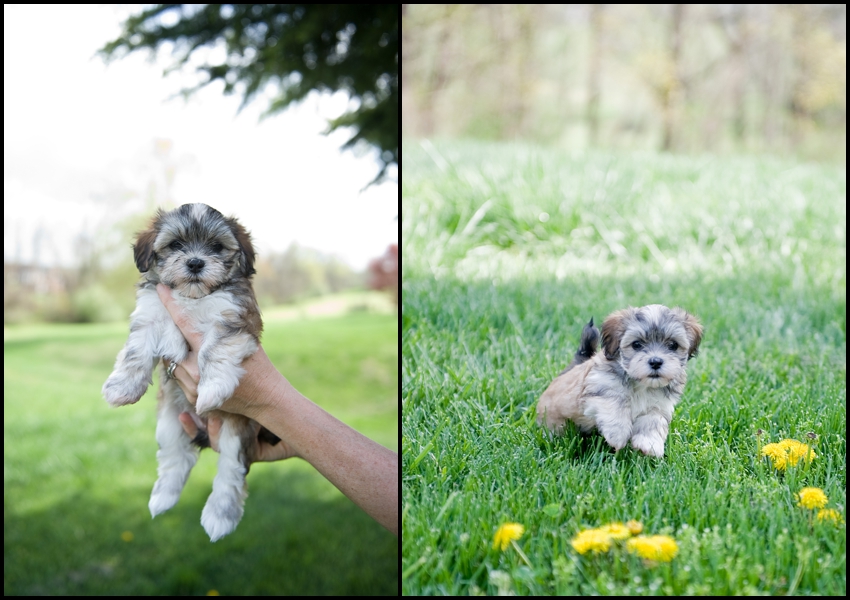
xmin=4 ymin=468 xmax=397 ymax=596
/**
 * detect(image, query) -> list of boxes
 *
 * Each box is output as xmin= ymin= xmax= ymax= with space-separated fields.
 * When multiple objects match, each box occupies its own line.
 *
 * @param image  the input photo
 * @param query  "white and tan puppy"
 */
xmin=537 ymin=305 xmax=702 ymax=457
xmin=103 ymin=203 xmax=278 ymax=541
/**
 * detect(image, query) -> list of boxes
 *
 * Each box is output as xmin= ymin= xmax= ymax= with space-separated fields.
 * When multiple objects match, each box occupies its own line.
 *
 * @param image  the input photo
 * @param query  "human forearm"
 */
xmin=236 ymin=349 xmax=399 ymax=535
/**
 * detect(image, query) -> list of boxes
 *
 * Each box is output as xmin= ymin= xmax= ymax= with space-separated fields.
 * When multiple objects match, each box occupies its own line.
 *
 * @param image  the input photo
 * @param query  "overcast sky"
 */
xmin=3 ymin=4 xmax=397 ymax=270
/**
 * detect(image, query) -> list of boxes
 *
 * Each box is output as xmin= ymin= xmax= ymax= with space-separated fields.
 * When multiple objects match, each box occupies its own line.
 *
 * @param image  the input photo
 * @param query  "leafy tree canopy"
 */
xmin=101 ymin=4 xmax=398 ymax=184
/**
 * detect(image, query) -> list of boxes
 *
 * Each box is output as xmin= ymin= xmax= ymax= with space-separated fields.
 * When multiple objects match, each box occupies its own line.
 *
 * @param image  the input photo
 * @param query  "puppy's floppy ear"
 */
xmin=133 ymin=213 xmax=161 ymax=273
xmin=227 ymin=217 xmax=257 ymax=277
xmin=601 ymin=308 xmax=636 ymax=360
xmin=673 ymin=308 xmax=703 ymax=360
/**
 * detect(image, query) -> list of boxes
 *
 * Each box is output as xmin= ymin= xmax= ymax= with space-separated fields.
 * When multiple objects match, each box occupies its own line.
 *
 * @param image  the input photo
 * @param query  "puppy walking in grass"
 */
xmin=537 ymin=305 xmax=702 ymax=457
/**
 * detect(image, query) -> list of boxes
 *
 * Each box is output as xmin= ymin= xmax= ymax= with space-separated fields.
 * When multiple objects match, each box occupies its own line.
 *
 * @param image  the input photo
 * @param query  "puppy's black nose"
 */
xmin=648 ymin=357 xmax=663 ymax=370
xmin=186 ymin=257 xmax=205 ymax=273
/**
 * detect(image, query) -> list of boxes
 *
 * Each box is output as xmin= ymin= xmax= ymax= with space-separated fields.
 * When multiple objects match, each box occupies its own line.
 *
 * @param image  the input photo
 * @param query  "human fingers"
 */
xmin=164 ymin=359 xmax=199 ymax=405
xmin=207 ymin=414 xmax=222 ymax=451
xmin=178 ymin=412 xmax=198 ymax=439
xmin=156 ymin=283 xmax=204 ymax=352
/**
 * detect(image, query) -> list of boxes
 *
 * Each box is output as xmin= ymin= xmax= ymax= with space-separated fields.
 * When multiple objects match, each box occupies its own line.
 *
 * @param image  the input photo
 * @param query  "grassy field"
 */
xmin=4 ymin=304 xmax=398 ymax=596
xmin=401 ymin=139 xmax=846 ymax=595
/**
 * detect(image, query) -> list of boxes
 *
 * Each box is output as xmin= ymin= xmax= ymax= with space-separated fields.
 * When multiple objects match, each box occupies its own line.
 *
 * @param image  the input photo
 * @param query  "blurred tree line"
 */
xmin=3 ymin=240 xmax=368 ymax=325
xmin=254 ymin=242 xmax=364 ymax=305
xmin=402 ymin=4 xmax=846 ymax=160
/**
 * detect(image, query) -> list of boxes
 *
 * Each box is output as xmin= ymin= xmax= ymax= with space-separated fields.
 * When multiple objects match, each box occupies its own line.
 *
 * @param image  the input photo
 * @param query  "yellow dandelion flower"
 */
xmin=816 ymin=509 xmax=844 ymax=525
xmin=761 ymin=439 xmax=816 ymax=470
xmin=570 ymin=528 xmax=612 ymax=555
xmin=780 ymin=439 xmax=816 ymax=466
xmin=626 ymin=520 xmax=644 ymax=535
xmin=492 ymin=522 xmax=525 ymax=551
xmin=626 ymin=535 xmax=679 ymax=562
xmin=598 ymin=522 xmax=632 ymax=540
xmin=761 ymin=442 xmax=789 ymax=469
xmin=796 ymin=487 xmax=828 ymax=510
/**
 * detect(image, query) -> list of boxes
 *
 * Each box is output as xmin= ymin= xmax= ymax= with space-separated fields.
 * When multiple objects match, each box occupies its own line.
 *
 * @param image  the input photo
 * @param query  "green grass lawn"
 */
xmin=4 ymin=308 xmax=398 ymax=596
xmin=401 ymin=139 xmax=846 ymax=595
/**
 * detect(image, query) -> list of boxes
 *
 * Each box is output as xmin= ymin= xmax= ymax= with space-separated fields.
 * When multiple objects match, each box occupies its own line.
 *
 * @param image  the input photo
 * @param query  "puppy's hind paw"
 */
xmin=200 ymin=494 xmax=244 ymax=542
xmin=149 ymin=478 xmax=183 ymax=517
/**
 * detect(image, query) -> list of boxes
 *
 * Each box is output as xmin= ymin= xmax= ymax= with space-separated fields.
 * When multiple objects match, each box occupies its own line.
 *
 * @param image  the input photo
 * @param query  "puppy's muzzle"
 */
xmin=648 ymin=356 xmax=664 ymax=376
xmin=187 ymin=257 xmax=205 ymax=274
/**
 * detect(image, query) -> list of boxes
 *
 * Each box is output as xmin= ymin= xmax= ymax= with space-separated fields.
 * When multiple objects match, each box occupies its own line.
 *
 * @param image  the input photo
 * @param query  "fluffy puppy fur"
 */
xmin=537 ymin=304 xmax=702 ymax=457
xmin=102 ymin=203 xmax=277 ymax=541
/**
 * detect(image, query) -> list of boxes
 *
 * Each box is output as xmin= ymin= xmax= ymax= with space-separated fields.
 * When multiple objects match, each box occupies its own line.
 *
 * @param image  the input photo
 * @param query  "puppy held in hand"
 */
xmin=102 ymin=203 xmax=279 ymax=541
xmin=537 ymin=305 xmax=702 ymax=457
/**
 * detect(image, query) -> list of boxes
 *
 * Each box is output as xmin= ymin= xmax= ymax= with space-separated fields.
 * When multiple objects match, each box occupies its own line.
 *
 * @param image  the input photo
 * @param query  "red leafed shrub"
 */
xmin=368 ymin=244 xmax=397 ymax=305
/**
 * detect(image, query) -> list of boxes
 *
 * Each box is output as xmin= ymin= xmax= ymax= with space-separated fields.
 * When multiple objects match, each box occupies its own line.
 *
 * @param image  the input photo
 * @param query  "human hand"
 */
xmin=177 ymin=412 xmax=298 ymax=462
xmin=155 ymin=286 xmax=397 ymax=535
xmin=156 ymin=284 xmax=298 ymax=461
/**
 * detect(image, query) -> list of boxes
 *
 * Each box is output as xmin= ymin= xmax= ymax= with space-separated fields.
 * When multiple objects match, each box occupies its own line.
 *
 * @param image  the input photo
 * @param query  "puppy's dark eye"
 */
xmin=211 ymin=242 xmax=224 ymax=253
xmin=169 ymin=241 xmax=183 ymax=251
xmin=668 ymin=341 xmax=679 ymax=351
xmin=631 ymin=341 xmax=643 ymax=350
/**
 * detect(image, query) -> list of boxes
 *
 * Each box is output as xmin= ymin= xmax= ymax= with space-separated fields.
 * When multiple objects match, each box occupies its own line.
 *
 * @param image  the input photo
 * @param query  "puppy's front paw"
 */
xmin=599 ymin=425 xmax=632 ymax=452
xmin=195 ymin=378 xmax=238 ymax=414
xmin=102 ymin=372 xmax=149 ymax=406
xmin=630 ymin=434 xmax=665 ymax=458
xmin=200 ymin=491 xmax=245 ymax=542
xmin=195 ymin=390 xmax=226 ymax=415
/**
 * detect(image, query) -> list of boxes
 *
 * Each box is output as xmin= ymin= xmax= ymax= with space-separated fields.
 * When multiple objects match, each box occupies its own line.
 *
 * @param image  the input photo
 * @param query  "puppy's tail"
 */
xmin=559 ymin=318 xmax=600 ymax=375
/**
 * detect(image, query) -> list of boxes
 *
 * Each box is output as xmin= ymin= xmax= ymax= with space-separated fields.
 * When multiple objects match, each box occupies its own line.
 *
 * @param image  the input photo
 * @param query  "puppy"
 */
xmin=102 ymin=203 xmax=278 ymax=541
xmin=537 ymin=305 xmax=702 ymax=457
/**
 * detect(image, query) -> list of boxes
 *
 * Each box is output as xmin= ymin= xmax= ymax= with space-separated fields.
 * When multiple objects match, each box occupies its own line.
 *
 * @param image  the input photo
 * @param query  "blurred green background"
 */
xmin=5 ymin=306 xmax=398 ymax=596
xmin=402 ymin=4 xmax=845 ymax=161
